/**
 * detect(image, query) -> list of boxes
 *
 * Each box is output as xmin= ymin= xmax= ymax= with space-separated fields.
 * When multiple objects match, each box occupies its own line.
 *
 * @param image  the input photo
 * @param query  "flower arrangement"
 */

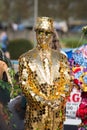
xmin=66 ymin=28 xmax=87 ymax=129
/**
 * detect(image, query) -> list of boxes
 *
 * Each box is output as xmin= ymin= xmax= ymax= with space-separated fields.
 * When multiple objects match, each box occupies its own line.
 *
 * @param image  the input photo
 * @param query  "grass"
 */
xmin=60 ymin=34 xmax=87 ymax=48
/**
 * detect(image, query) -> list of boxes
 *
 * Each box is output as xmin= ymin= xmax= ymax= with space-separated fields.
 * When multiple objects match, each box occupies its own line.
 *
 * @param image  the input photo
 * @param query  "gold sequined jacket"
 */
xmin=19 ymin=48 xmax=72 ymax=130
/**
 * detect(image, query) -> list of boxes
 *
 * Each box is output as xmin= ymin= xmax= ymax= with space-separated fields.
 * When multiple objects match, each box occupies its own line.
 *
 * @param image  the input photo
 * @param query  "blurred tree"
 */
xmin=0 ymin=0 xmax=87 ymax=23
xmin=0 ymin=0 xmax=34 ymax=22
xmin=38 ymin=0 xmax=87 ymax=21
xmin=74 ymin=0 xmax=87 ymax=19
xmin=0 ymin=0 xmax=10 ymax=21
xmin=56 ymin=0 xmax=72 ymax=20
xmin=38 ymin=0 xmax=59 ymax=18
xmin=9 ymin=0 xmax=34 ymax=22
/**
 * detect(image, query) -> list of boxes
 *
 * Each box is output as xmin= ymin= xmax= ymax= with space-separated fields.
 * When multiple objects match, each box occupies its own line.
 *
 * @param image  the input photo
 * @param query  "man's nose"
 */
xmin=40 ymin=33 xmax=46 ymax=38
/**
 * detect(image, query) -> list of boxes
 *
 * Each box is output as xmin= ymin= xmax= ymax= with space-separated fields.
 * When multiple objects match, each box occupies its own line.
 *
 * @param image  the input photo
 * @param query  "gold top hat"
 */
xmin=35 ymin=17 xmax=54 ymax=32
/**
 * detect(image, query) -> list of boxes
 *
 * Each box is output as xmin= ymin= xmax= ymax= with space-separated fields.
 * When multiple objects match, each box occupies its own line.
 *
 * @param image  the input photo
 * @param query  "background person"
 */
xmin=0 ymin=29 xmax=10 ymax=59
xmin=50 ymin=29 xmax=67 ymax=57
xmin=50 ymin=29 xmax=61 ymax=50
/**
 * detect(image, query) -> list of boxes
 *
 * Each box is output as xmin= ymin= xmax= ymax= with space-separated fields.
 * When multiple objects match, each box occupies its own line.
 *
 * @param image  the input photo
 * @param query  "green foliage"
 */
xmin=61 ymin=36 xmax=87 ymax=48
xmin=13 ymin=124 xmax=17 ymax=128
xmin=0 ymin=80 xmax=11 ymax=91
xmin=8 ymin=68 xmax=22 ymax=99
xmin=8 ymin=39 xmax=34 ymax=60
xmin=0 ymin=68 xmax=21 ymax=99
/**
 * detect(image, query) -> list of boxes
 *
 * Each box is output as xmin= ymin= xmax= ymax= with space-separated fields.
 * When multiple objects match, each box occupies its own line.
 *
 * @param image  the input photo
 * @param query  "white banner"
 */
xmin=64 ymin=87 xmax=81 ymax=125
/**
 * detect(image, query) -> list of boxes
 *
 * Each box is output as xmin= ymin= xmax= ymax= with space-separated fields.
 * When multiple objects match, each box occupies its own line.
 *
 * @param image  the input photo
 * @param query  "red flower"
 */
xmin=73 ymin=67 xmax=81 ymax=73
xmin=74 ymin=79 xmax=79 ymax=84
xmin=82 ymin=119 xmax=87 ymax=125
xmin=80 ymin=103 xmax=86 ymax=109
xmin=76 ymin=109 xmax=85 ymax=119
xmin=76 ymin=103 xmax=87 ymax=120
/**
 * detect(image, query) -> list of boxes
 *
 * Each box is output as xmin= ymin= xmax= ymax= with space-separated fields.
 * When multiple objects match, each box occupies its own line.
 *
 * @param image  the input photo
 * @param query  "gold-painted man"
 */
xmin=19 ymin=17 xmax=72 ymax=130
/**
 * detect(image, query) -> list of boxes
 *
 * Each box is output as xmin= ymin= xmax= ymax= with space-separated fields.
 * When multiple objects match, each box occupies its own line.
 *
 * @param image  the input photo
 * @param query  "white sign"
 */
xmin=64 ymin=87 xmax=81 ymax=125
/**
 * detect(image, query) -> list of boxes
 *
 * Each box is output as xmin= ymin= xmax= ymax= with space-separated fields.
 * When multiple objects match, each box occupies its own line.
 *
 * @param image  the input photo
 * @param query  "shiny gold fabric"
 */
xmin=35 ymin=17 xmax=54 ymax=32
xmin=19 ymin=17 xmax=72 ymax=130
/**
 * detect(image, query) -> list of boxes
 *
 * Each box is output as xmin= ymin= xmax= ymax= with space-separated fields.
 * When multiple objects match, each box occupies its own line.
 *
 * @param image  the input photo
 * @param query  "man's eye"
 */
xmin=45 ymin=32 xmax=51 ymax=35
xmin=38 ymin=31 xmax=44 ymax=34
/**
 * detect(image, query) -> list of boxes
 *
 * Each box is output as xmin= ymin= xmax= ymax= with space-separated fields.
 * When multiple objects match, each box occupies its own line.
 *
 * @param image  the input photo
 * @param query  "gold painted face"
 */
xmin=36 ymin=30 xmax=53 ymax=45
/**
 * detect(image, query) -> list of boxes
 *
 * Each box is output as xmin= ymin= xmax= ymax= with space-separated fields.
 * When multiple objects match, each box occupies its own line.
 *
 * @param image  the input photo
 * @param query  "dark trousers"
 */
xmin=64 ymin=125 xmax=78 ymax=130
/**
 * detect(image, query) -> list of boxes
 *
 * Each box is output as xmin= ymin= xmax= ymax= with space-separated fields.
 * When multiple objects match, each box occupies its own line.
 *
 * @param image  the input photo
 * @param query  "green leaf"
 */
xmin=13 ymin=124 xmax=17 ymax=128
